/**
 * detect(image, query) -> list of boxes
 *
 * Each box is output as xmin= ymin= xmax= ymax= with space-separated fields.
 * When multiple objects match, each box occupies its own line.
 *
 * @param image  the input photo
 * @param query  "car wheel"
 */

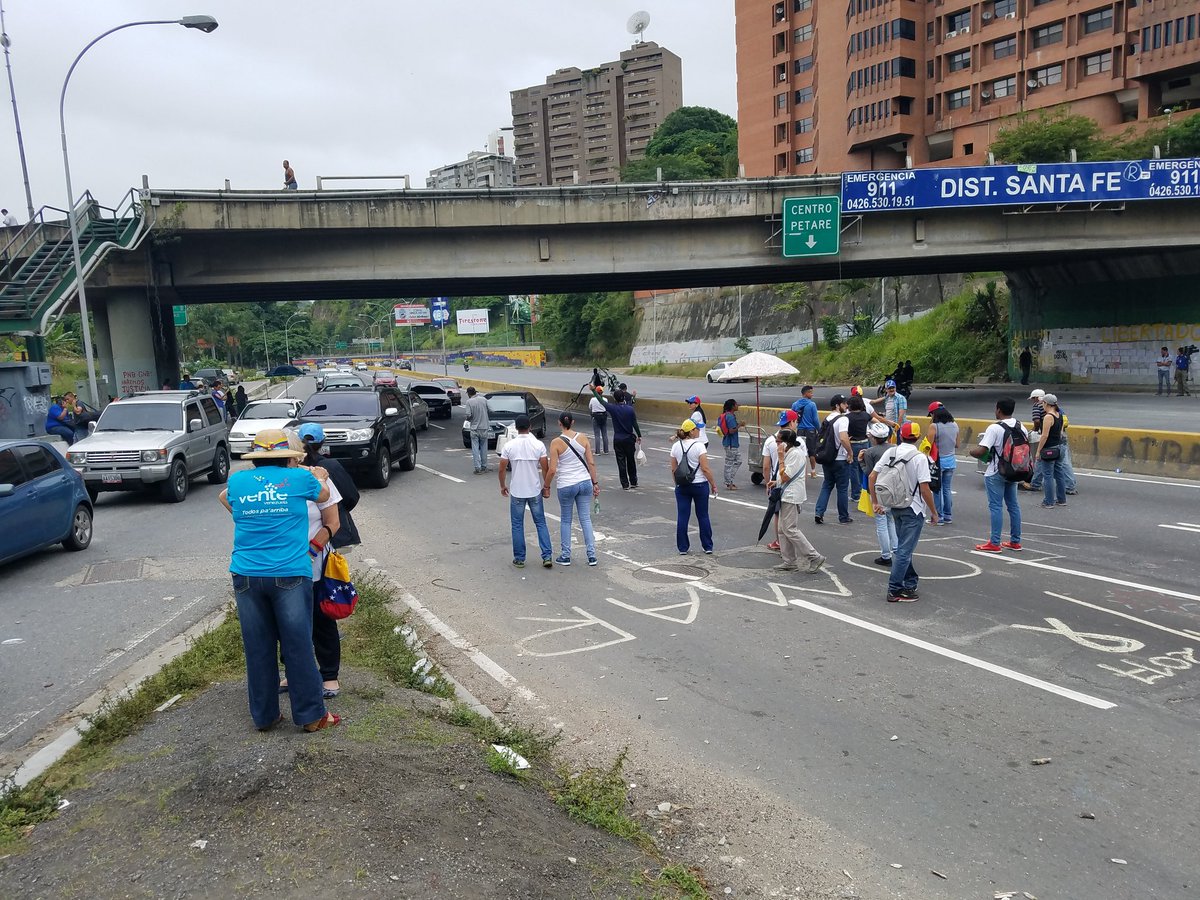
xmin=207 ymin=446 xmax=230 ymax=484
xmin=707 ymin=374 xmax=714 ymax=383
xmin=160 ymin=458 xmax=189 ymax=502
xmin=62 ymin=503 xmax=93 ymax=551
xmin=400 ymin=434 xmax=417 ymax=471
xmin=367 ymin=445 xmax=391 ymax=488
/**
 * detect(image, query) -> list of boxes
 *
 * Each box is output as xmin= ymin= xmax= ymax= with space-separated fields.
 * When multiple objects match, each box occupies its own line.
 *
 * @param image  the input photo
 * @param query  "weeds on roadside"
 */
xmin=0 ymin=777 xmax=61 ymax=850
xmin=443 ymin=701 xmax=560 ymax=764
xmin=635 ymin=863 xmax=710 ymax=899
xmin=551 ymin=748 xmax=650 ymax=848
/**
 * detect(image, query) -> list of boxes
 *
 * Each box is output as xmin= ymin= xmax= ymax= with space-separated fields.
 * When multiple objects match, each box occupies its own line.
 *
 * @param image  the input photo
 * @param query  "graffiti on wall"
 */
xmin=120 ymin=369 xmax=153 ymax=396
xmin=1012 ymin=323 xmax=1200 ymax=384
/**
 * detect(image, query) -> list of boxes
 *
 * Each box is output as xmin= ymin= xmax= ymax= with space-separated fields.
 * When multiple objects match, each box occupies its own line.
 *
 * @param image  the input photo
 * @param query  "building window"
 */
xmin=776 ymin=123 xmax=789 ymax=143
xmin=794 ymin=23 xmax=813 ymax=43
xmin=796 ymin=147 xmax=814 ymax=164
xmin=896 ymin=96 xmax=914 ymax=115
xmin=1083 ymin=50 xmax=1113 ymax=76
xmin=796 ymin=116 xmax=814 ymax=133
xmin=948 ymin=49 xmax=971 ymax=72
xmin=775 ymin=152 xmax=788 ymax=174
xmin=927 ymin=97 xmax=935 ymax=115
xmin=795 ymin=55 xmax=814 ymax=74
xmin=776 ymin=92 xmax=788 ymax=112
xmin=963 ymin=142 xmax=974 ymax=155
xmin=893 ymin=56 xmax=917 ymax=77
xmin=1083 ymin=7 xmax=1113 ymax=35
xmin=774 ymin=32 xmax=788 ymax=55
xmin=795 ymin=86 xmax=814 ymax=104
xmin=992 ymin=36 xmax=1017 ymax=59
xmin=1031 ymin=63 xmax=1063 ymax=86
xmin=1032 ymin=22 xmax=1064 ymax=48
xmin=947 ymin=9 xmax=971 ymax=32
xmin=991 ymin=75 xmax=1016 ymax=98
xmin=773 ymin=2 xmax=787 ymax=24
xmin=992 ymin=0 xmax=1016 ymax=16
xmin=794 ymin=0 xmax=812 ymax=11
xmin=1033 ymin=0 xmax=1054 ymax=5
xmin=892 ymin=18 xmax=917 ymax=40
xmin=947 ymin=87 xmax=971 ymax=109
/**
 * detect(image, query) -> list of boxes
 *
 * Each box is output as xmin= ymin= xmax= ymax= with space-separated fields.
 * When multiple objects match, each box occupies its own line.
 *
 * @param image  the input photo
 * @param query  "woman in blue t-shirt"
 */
xmin=219 ymin=428 xmax=339 ymax=732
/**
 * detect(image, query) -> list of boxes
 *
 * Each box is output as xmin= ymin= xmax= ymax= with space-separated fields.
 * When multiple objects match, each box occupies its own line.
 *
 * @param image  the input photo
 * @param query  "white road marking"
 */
xmin=416 ymin=464 xmax=464 ymax=484
xmin=1012 ymin=617 xmax=1146 ymax=653
xmin=690 ymin=580 xmax=787 ymax=608
xmin=400 ymin=591 xmax=539 ymax=704
xmin=1158 ymin=523 xmax=1200 ymax=534
xmin=717 ymin=495 xmax=768 ymax=511
xmin=428 ymin=422 xmax=445 ymax=430
xmin=515 ymin=606 xmax=636 ymax=657
xmin=543 ymin=511 xmax=608 ymax=543
xmin=1077 ymin=471 xmax=1200 ymax=489
xmin=784 ymin=595 xmax=1116 ymax=710
xmin=607 ymin=592 xmax=700 ymax=625
xmin=1016 ymin=521 xmax=1118 ymax=538
xmin=973 ymin=553 xmax=1200 ymax=604
xmin=770 ymin=570 xmax=851 ymax=599
xmin=1044 ymin=591 xmax=1200 ymax=642
xmin=640 ymin=565 xmax=704 ymax=581
xmin=842 ymin=550 xmax=982 ymax=580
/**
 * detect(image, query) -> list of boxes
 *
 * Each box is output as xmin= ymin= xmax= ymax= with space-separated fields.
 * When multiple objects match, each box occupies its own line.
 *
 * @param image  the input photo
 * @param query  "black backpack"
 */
xmin=813 ymin=414 xmax=846 ymax=464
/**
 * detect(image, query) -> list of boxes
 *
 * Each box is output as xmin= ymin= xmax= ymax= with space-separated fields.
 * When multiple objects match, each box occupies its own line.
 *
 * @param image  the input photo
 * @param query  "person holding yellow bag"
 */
xmin=858 ymin=422 xmax=896 ymax=566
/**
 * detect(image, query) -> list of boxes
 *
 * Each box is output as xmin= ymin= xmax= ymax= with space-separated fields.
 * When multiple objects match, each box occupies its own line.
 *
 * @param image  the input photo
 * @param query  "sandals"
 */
xmin=302 ymin=712 xmax=341 ymax=732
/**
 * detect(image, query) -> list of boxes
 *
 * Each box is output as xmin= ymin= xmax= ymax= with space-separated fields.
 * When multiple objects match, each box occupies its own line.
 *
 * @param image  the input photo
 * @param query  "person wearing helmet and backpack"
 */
xmin=869 ymin=421 xmax=938 ymax=602
xmin=970 ymin=398 xmax=1028 ymax=553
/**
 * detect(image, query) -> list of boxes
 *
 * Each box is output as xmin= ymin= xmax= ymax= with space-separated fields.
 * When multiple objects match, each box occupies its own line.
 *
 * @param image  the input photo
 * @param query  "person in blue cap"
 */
xmin=297 ymin=423 xmax=360 ymax=550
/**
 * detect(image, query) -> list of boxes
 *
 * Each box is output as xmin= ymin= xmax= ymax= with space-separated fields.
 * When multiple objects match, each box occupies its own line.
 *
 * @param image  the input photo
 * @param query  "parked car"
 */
xmin=434 ymin=378 xmax=463 ymax=405
xmin=705 ymin=361 xmax=749 ymax=383
xmin=0 ymin=440 xmax=93 ymax=565
xmin=407 ymin=391 xmax=430 ymax=431
xmin=408 ymin=382 xmax=454 ymax=419
xmin=297 ymin=387 xmax=416 ymax=488
xmin=228 ymin=398 xmax=303 ymax=457
xmin=373 ymin=369 xmax=399 ymax=388
xmin=65 ymin=390 xmax=230 ymax=503
xmin=461 ymin=390 xmax=546 ymax=448
xmin=320 ymin=373 xmax=366 ymax=391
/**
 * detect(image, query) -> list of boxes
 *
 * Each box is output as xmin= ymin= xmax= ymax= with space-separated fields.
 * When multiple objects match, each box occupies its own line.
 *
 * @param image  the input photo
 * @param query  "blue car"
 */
xmin=0 ymin=439 xmax=94 ymax=566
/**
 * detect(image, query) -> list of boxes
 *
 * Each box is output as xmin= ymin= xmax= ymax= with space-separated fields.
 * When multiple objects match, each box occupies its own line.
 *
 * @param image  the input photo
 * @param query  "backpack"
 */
xmin=715 ymin=412 xmax=730 ymax=437
xmin=812 ymin=414 xmax=846 ymax=464
xmin=674 ymin=442 xmax=699 ymax=486
xmin=996 ymin=422 xmax=1034 ymax=483
xmin=874 ymin=445 xmax=919 ymax=508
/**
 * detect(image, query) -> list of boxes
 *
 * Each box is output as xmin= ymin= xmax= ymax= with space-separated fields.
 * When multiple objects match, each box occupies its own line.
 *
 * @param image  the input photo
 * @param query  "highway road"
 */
xmin=435 ymin=364 xmax=1200 ymax=433
xmin=4 ymin=376 xmax=1198 ymax=898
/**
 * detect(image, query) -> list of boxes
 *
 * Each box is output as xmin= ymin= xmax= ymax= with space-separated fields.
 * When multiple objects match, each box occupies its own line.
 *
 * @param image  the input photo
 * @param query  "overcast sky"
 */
xmin=0 ymin=1 xmax=737 ymax=218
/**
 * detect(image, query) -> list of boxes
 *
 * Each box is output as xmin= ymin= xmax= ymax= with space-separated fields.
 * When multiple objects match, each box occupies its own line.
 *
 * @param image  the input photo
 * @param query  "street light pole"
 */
xmin=60 ymin=15 xmax=218 ymax=406
xmin=0 ymin=1 xmax=34 ymax=219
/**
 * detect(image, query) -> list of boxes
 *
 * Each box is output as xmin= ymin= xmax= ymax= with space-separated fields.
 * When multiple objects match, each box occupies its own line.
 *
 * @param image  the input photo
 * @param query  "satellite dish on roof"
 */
xmin=627 ymin=10 xmax=651 ymax=43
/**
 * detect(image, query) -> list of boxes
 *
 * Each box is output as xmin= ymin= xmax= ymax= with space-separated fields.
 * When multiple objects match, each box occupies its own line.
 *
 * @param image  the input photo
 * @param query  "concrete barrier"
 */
xmin=421 ymin=372 xmax=1200 ymax=480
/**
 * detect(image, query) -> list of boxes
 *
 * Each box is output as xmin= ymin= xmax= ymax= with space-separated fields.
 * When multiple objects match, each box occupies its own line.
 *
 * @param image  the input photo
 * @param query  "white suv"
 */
xmin=66 ymin=391 xmax=230 ymax=503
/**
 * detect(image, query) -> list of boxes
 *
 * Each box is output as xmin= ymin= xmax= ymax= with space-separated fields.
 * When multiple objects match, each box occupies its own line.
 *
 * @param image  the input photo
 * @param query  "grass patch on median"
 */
xmin=551 ymin=748 xmax=650 ymax=849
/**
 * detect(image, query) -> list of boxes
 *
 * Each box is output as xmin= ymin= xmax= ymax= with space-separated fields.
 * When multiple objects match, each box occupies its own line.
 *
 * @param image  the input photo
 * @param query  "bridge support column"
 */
xmin=23 ymin=335 xmax=45 ymax=362
xmin=94 ymin=290 xmax=170 ymax=398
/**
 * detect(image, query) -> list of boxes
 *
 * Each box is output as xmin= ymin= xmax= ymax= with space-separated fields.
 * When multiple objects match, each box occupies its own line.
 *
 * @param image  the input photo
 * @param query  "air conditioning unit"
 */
xmin=1005 ymin=11 xmax=1016 ymax=18
xmin=982 ymin=11 xmax=993 ymax=20
xmin=961 ymin=25 xmax=971 ymax=34
xmin=981 ymin=89 xmax=993 ymax=100
xmin=946 ymin=29 xmax=958 ymax=38
xmin=779 ymin=71 xmax=788 ymax=81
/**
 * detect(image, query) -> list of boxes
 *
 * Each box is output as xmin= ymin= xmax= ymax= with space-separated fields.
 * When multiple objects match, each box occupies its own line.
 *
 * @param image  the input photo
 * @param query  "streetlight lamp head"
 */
xmin=179 ymin=15 xmax=218 ymax=33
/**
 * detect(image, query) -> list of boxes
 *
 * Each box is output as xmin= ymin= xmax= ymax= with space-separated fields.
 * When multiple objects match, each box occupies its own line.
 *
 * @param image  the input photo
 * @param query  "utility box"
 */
xmin=0 ymin=362 xmax=54 ymax=439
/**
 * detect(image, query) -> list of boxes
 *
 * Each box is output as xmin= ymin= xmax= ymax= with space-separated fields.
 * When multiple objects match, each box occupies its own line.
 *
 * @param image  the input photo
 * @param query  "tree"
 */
xmin=989 ymin=107 xmax=1134 ymax=163
xmin=621 ymin=106 xmax=738 ymax=182
xmin=774 ymin=282 xmax=821 ymax=350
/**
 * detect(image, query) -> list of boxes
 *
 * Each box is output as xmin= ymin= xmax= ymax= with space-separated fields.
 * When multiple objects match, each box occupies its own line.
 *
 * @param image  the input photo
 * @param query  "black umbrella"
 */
xmin=757 ymin=488 xmax=781 ymax=542
xmin=265 ymin=364 xmax=304 ymax=377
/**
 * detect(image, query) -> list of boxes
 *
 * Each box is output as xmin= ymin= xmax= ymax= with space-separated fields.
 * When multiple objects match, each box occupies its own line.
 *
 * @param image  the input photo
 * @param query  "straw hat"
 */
xmin=243 ymin=428 xmax=305 ymax=459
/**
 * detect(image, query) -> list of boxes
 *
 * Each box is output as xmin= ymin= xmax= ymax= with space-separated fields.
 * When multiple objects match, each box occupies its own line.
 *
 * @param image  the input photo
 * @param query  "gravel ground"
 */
xmin=0 ymin=672 xmax=666 ymax=899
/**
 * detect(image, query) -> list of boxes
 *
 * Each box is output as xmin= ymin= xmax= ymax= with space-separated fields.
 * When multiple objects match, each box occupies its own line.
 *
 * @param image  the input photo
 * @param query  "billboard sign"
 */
xmin=840 ymin=158 xmax=1200 ymax=213
xmin=394 ymin=303 xmax=431 ymax=325
xmin=456 ymin=308 xmax=490 ymax=334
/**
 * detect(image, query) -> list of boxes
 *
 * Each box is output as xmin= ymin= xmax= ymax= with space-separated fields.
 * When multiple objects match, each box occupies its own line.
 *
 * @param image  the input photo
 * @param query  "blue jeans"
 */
xmin=46 ymin=423 xmax=76 ymax=445
xmin=814 ymin=459 xmax=850 ymax=521
xmin=232 ymin=574 xmax=326 ymax=729
xmin=557 ymin=479 xmax=596 ymax=560
xmin=984 ymin=473 xmax=1021 ymax=545
xmin=1039 ymin=457 xmax=1067 ymax=505
xmin=675 ymin=481 xmax=713 ymax=553
xmin=874 ymin=507 xmax=898 ymax=558
xmin=1031 ymin=441 xmax=1076 ymax=492
xmin=887 ymin=508 xmax=924 ymax=595
xmin=510 ymin=493 xmax=552 ymax=562
xmin=933 ymin=464 xmax=955 ymax=520
xmin=1158 ymin=368 xmax=1171 ymax=393
xmin=470 ymin=431 xmax=488 ymax=471
xmin=849 ymin=441 xmax=869 ymax=500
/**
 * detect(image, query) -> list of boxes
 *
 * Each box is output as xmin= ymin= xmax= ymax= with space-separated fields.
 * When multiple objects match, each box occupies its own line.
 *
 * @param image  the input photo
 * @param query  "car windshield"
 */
xmin=97 ymin=402 xmax=182 ymax=432
xmin=435 ymin=379 xmax=459 ymax=389
xmin=411 ymin=385 xmax=446 ymax=397
xmin=300 ymin=393 xmax=378 ymax=417
xmin=323 ymin=377 xmax=363 ymax=388
xmin=487 ymin=395 xmax=526 ymax=416
xmin=240 ymin=402 xmax=296 ymax=420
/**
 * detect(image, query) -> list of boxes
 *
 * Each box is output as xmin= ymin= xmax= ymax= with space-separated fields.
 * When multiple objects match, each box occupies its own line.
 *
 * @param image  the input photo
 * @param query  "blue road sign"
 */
xmin=431 ymin=296 xmax=449 ymax=328
xmin=841 ymin=158 xmax=1200 ymax=213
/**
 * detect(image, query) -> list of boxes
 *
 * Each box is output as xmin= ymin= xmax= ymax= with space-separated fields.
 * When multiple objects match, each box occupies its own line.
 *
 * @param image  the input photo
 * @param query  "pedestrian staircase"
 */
xmin=0 ymin=189 xmax=149 ymax=335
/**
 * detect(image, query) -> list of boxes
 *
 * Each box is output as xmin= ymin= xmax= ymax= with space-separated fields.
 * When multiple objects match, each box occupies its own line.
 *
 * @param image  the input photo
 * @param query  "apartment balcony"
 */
xmin=848 ymin=113 xmax=920 ymax=151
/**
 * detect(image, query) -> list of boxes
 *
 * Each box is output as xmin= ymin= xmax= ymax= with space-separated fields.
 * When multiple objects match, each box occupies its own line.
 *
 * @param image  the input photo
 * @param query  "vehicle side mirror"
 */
xmin=87 ymin=421 xmax=98 ymax=434
xmin=188 ymin=418 xmax=203 ymax=432
xmin=384 ymin=407 xmax=399 ymax=417
xmin=0 ymin=483 xmax=13 ymax=497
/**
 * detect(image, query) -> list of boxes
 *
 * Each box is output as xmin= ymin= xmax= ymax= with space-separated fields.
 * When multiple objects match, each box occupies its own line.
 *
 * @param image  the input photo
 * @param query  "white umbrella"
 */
xmin=717 ymin=351 xmax=800 ymax=434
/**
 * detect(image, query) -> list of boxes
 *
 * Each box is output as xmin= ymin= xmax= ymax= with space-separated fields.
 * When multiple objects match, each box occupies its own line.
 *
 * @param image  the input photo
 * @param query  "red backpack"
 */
xmin=996 ymin=422 xmax=1034 ymax=483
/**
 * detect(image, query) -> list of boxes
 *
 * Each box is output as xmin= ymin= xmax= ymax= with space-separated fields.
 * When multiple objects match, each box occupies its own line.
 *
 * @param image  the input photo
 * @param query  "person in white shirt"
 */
xmin=760 ymin=410 xmax=796 ymax=550
xmin=670 ymin=419 xmax=717 ymax=554
xmin=813 ymin=394 xmax=852 ymax=525
xmin=773 ymin=429 xmax=826 ymax=574
xmin=1 ymin=209 xmax=18 ymax=228
xmin=870 ymin=421 xmax=937 ymax=603
xmin=969 ymin=397 xmax=1027 ymax=553
xmin=499 ymin=414 xmax=552 ymax=568
xmin=588 ymin=388 xmax=610 ymax=454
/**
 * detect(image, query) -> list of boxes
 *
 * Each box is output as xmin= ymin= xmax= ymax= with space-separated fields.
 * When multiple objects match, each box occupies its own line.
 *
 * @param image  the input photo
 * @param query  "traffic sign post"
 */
xmin=782 ymin=196 xmax=840 ymax=258
xmin=172 ymin=305 xmax=187 ymax=327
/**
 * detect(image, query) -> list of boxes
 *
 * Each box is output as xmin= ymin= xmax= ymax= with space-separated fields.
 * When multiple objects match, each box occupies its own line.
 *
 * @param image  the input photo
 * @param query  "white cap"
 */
xmin=868 ymin=421 xmax=891 ymax=440
xmin=1028 ymin=388 xmax=1045 ymax=400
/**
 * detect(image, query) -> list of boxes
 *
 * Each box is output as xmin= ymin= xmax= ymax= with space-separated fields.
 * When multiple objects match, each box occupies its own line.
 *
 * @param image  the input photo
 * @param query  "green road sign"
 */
xmin=782 ymin=195 xmax=841 ymax=258
xmin=172 ymin=305 xmax=188 ymax=326
xmin=335 ymin=341 xmax=348 ymax=349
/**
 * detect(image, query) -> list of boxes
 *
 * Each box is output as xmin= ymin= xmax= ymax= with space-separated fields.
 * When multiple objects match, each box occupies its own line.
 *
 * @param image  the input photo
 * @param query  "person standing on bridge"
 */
xmin=1157 ymin=346 xmax=1173 ymax=395
xmin=591 ymin=385 xmax=642 ymax=489
xmin=1175 ymin=347 xmax=1192 ymax=396
xmin=283 ymin=160 xmax=298 ymax=190
xmin=1 ymin=208 xmax=17 ymax=227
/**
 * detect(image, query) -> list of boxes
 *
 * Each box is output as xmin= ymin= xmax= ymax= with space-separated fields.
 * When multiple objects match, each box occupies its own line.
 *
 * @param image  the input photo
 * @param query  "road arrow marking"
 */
xmin=607 ymin=588 xmax=700 ymax=625
xmin=689 ymin=581 xmax=787 ymax=608
xmin=805 ymin=234 xmax=817 ymax=248
xmin=770 ymin=567 xmax=852 ymax=600
xmin=515 ymin=606 xmax=636 ymax=657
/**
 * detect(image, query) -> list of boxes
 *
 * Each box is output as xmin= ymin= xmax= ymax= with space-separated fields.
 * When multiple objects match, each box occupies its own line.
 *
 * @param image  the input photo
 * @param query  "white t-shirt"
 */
xmin=872 ymin=444 xmax=931 ymax=516
xmin=589 ymin=396 xmax=606 ymax=415
xmin=308 ymin=479 xmax=342 ymax=581
xmin=689 ymin=410 xmax=709 ymax=446
xmin=824 ymin=412 xmax=850 ymax=461
xmin=762 ymin=435 xmax=780 ymax=478
xmin=671 ymin=438 xmax=708 ymax=484
xmin=978 ymin=418 xmax=1027 ymax=478
xmin=553 ymin=432 xmax=592 ymax=488
xmin=501 ymin=433 xmax=547 ymax=498
xmin=780 ymin=446 xmax=808 ymax=505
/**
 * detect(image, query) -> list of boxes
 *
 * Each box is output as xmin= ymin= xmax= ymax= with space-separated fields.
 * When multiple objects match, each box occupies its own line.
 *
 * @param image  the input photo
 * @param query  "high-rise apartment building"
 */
xmin=427 ymin=151 xmax=515 ymax=190
xmin=735 ymin=0 xmax=1200 ymax=176
xmin=511 ymin=42 xmax=684 ymax=186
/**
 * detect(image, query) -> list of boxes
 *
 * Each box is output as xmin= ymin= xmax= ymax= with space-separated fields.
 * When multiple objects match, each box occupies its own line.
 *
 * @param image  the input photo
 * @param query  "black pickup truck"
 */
xmin=297 ymin=387 xmax=416 ymax=488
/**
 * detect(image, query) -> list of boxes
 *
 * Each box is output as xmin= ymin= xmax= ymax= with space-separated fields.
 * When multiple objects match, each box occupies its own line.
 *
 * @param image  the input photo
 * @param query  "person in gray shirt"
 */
xmin=463 ymin=386 xmax=491 ymax=474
